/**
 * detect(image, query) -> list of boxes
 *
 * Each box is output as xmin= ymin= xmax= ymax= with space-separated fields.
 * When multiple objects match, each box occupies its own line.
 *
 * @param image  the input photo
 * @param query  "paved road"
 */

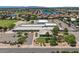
xmin=27 ymin=32 xmax=33 ymax=45
xmin=0 ymin=48 xmax=79 ymax=53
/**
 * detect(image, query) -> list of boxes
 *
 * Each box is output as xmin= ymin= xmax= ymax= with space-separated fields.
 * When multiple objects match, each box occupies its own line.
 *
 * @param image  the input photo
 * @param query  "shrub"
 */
xmin=17 ymin=36 xmax=26 ymax=44
xmin=50 ymin=39 xmax=57 ymax=46
xmin=64 ymin=34 xmax=76 ymax=46
xmin=64 ymin=28 xmax=68 ymax=35
xmin=52 ymin=26 xmax=59 ymax=35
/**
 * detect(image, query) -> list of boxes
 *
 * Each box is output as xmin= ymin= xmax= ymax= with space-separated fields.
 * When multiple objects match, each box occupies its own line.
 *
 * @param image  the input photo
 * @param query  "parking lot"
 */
xmin=0 ymin=32 xmax=34 ymax=46
xmin=54 ymin=19 xmax=79 ymax=43
xmin=0 ymin=32 xmax=17 ymax=43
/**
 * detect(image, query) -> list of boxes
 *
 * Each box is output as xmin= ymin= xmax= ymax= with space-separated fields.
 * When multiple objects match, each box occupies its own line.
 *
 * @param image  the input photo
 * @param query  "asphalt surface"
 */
xmin=0 ymin=33 xmax=17 ymax=42
xmin=0 ymin=32 xmax=33 ymax=45
xmin=54 ymin=19 xmax=77 ymax=31
xmin=0 ymin=48 xmax=79 ymax=53
xmin=54 ymin=19 xmax=79 ymax=43
xmin=27 ymin=32 xmax=33 ymax=45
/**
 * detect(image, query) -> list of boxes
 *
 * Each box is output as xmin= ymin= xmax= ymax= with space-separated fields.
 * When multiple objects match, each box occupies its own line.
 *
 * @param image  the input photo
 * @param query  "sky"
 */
xmin=0 ymin=0 xmax=79 ymax=7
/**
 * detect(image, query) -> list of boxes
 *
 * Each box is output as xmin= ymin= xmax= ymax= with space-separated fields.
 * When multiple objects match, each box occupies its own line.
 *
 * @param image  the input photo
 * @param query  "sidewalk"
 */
xmin=0 ymin=43 xmax=79 ymax=48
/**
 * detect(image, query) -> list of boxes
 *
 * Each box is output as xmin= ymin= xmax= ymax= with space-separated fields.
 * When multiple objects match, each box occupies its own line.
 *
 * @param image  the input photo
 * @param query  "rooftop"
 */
xmin=13 ymin=26 xmax=54 ymax=31
xmin=37 ymin=19 xmax=48 ymax=23
xmin=13 ymin=19 xmax=57 ymax=31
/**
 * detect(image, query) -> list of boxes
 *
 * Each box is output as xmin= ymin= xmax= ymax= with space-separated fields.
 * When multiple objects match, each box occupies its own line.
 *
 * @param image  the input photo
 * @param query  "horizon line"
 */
xmin=0 ymin=6 xmax=79 ymax=8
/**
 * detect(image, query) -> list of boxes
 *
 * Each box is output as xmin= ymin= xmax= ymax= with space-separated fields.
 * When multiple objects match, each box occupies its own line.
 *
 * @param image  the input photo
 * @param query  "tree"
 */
xmin=37 ymin=38 xmax=46 ymax=46
xmin=50 ymin=39 xmax=57 ymax=46
xmin=45 ymin=32 xmax=50 ymax=36
xmin=67 ymin=17 xmax=71 ymax=22
xmin=45 ymin=32 xmax=51 ymax=43
xmin=24 ymin=32 xmax=27 ymax=36
xmin=50 ymin=35 xmax=57 ymax=46
xmin=25 ymin=14 xmax=31 ymax=21
xmin=0 ymin=26 xmax=3 ymax=29
xmin=64 ymin=28 xmax=68 ymax=35
xmin=17 ymin=32 xmax=27 ymax=44
xmin=17 ymin=36 xmax=26 ymax=44
xmin=3 ymin=26 xmax=7 ymax=32
xmin=52 ymin=26 xmax=59 ymax=35
xmin=45 ymin=37 xmax=50 ymax=43
xmin=24 ymin=32 xmax=28 ymax=38
xmin=64 ymin=34 xmax=76 ymax=46
xmin=57 ymin=35 xmax=64 ymax=42
xmin=31 ymin=15 xmax=37 ymax=20
xmin=0 ymin=26 xmax=3 ymax=32
xmin=17 ymin=32 xmax=22 ymax=37
xmin=51 ymin=35 xmax=57 ymax=41
xmin=31 ymin=20 xmax=34 ymax=24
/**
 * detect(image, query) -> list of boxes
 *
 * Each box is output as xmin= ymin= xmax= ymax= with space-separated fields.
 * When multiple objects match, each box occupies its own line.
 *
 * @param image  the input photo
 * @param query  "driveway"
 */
xmin=27 ymin=32 xmax=33 ymax=45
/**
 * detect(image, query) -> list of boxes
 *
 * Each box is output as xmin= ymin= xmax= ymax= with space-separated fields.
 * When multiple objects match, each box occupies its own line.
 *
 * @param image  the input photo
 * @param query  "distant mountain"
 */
xmin=0 ymin=6 xmax=79 ymax=9
xmin=0 ymin=6 xmax=25 ymax=8
xmin=24 ymin=6 xmax=47 ymax=8
xmin=0 ymin=6 xmax=48 ymax=8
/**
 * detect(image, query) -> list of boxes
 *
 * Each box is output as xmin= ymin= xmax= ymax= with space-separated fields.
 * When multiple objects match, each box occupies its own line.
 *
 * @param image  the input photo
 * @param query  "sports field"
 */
xmin=0 ymin=20 xmax=17 ymax=28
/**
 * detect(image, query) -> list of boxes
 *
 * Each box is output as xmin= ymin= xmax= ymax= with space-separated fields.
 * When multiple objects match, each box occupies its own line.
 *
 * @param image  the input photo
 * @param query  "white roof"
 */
xmin=71 ymin=18 xmax=76 ymax=21
xmin=20 ymin=24 xmax=44 ymax=27
xmin=59 ymin=27 xmax=64 ymax=30
xmin=39 ymin=30 xmax=52 ymax=35
xmin=13 ymin=20 xmax=57 ymax=31
xmin=45 ymin=23 xmax=57 ymax=26
xmin=13 ymin=27 xmax=53 ymax=31
xmin=20 ymin=23 xmax=56 ymax=27
xmin=37 ymin=19 xmax=48 ymax=23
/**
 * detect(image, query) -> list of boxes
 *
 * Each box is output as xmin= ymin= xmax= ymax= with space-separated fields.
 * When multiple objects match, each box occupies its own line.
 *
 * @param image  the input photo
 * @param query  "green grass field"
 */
xmin=0 ymin=20 xmax=17 ymax=28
